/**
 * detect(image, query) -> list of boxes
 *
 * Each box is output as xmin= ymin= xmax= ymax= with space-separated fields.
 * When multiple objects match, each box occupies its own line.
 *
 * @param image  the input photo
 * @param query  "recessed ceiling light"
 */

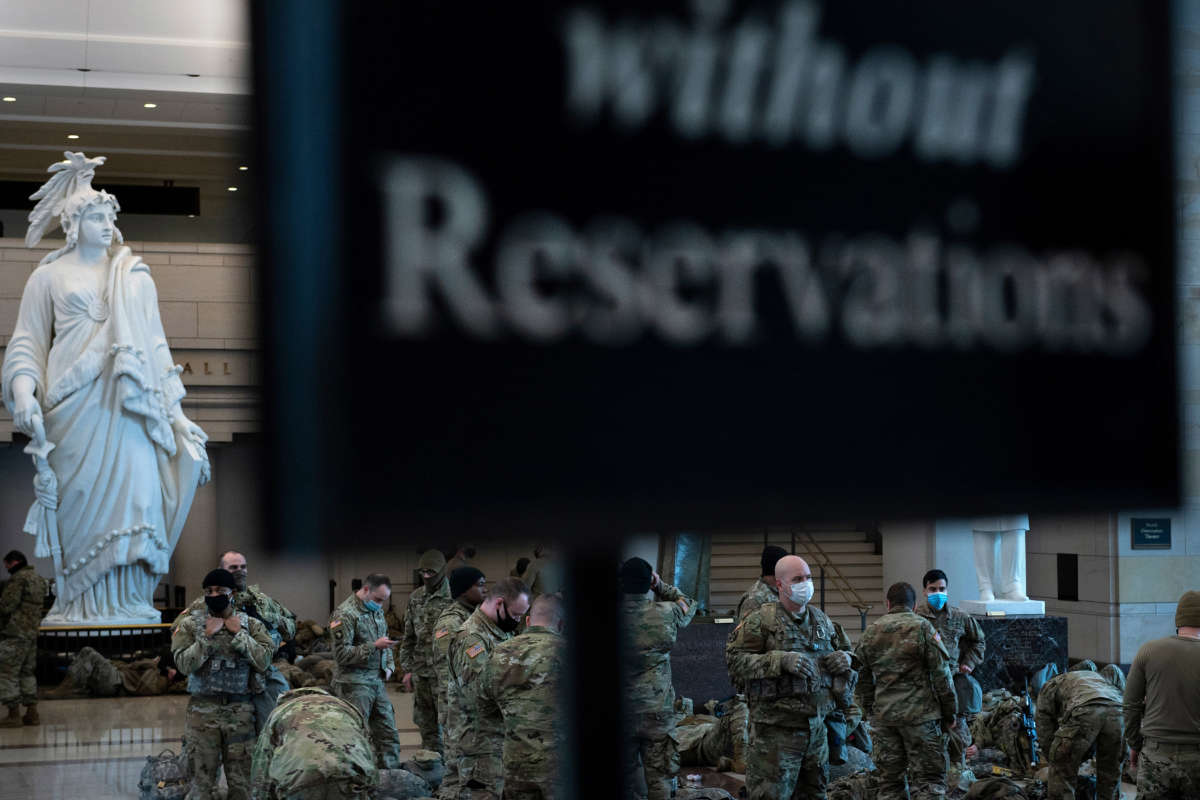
xmin=143 ymin=102 xmax=157 ymax=109
xmin=67 ymin=134 xmax=80 ymax=139
xmin=238 ymin=165 xmax=248 ymax=171
xmin=227 ymin=186 xmax=238 ymax=192
xmin=2 ymin=97 xmax=15 ymax=103
xmin=187 ymin=214 xmax=196 ymax=219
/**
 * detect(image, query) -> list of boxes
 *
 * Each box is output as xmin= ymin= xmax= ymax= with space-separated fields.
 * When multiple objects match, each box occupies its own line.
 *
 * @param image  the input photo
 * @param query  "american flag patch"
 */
xmin=329 ymin=619 xmax=341 ymax=628
xmin=466 ymin=643 xmax=485 ymax=659
xmin=435 ymin=629 xmax=449 ymax=639
xmin=933 ymin=632 xmax=942 ymax=642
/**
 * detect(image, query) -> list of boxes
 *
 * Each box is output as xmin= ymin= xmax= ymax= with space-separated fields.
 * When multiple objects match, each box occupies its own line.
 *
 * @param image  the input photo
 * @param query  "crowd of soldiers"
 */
xmin=2 ymin=541 xmax=1198 ymax=800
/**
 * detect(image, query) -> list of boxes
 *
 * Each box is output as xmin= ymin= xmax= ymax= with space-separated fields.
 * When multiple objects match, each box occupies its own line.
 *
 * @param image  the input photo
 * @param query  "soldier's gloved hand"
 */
xmin=819 ymin=651 xmax=852 ymax=675
xmin=781 ymin=652 xmax=818 ymax=678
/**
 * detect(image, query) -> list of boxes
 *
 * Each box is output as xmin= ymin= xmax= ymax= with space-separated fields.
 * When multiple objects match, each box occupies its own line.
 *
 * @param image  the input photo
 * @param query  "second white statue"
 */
xmin=1 ymin=152 xmax=210 ymax=626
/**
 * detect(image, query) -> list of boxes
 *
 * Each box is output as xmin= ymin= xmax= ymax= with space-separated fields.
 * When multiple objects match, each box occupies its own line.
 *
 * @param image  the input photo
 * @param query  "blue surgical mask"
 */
xmin=927 ymin=592 xmax=948 ymax=611
xmin=363 ymin=599 xmax=381 ymax=612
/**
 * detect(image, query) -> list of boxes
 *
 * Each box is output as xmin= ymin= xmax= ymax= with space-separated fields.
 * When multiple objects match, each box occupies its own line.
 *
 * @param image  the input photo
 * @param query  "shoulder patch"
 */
xmin=329 ymin=619 xmax=342 ymax=628
xmin=933 ymin=631 xmax=943 ymax=642
xmin=733 ymin=621 xmax=745 ymax=635
xmin=466 ymin=643 xmax=485 ymax=659
xmin=677 ymin=600 xmax=690 ymax=613
xmin=435 ymin=629 xmax=449 ymax=639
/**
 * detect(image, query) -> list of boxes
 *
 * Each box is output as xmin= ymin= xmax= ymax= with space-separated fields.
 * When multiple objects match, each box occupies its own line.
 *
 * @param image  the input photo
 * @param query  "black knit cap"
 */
xmin=760 ymin=546 xmax=788 ymax=577
xmin=202 ymin=568 xmax=238 ymax=591
xmin=449 ymin=566 xmax=486 ymax=598
xmin=619 ymin=557 xmax=653 ymax=594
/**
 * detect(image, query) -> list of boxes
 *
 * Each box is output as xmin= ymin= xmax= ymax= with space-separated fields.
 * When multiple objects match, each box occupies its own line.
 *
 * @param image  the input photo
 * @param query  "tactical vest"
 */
xmin=744 ymin=602 xmax=839 ymax=716
xmin=186 ymin=609 xmax=254 ymax=696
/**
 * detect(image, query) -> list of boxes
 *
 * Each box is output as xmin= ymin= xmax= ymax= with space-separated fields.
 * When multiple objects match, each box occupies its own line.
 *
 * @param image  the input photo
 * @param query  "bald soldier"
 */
xmin=726 ymin=555 xmax=858 ymax=800
xmin=399 ymin=549 xmax=453 ymax=753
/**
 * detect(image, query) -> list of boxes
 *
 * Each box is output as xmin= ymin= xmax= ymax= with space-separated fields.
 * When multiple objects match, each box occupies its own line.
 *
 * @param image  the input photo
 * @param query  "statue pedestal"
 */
xmin=958 ymin=599 xmax=1044 ymax=615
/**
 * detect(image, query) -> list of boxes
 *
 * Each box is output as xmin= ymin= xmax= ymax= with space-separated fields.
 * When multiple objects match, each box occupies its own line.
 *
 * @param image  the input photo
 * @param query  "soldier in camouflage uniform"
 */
xmin=179 ymin=552 xmax=298 ymax=647
xmin=972 ymin=689 xmax=1038 ymax=777
xmin=476 ymin=592 xmax=566 ymax=800
xmin=447 ymin=576 xmax=530 ymax=799
xmin=854 ymin=582 xmax=956 ymax=800
xmin=329 ymin=573 xmax=402 ymax=769
xmin=620 ymin=557 xmax=698 ymax=800
xmin=435 ymin=566 xmax=488 ymax=799
xmin=399 ymin=548 xmax=453 ymax=753
xmin=917 ymin=569 xmax=986 ymax=765
xmin=726 ymin=555 xmax=859 ymax=800
xmin=736 ymin=545 xmax=787 ymax=621
xmin=249 ymin=687 xmax=379 ymax=800
xmin=1034 ymin=668 xmax=1123 ymax=800
xmin=172 ymin=568 xmax=275 ymax=800
xmin=50 ymin=645 xmax=185 ymax=696
xmin=0 ymin=551 xmax=48 ymax=727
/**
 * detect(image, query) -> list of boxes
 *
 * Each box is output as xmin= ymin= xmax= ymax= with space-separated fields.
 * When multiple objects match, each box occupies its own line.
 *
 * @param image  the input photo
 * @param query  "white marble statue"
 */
xmin=1 ymin=152 xmax=210 ymax=626
xmin=971 ymin=514 xmax=1029 ymax=601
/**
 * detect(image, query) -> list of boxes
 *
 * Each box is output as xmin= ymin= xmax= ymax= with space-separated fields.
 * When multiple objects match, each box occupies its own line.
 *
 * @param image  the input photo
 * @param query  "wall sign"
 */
xmin=1131 ymin=517 xmax=1172 ymax=550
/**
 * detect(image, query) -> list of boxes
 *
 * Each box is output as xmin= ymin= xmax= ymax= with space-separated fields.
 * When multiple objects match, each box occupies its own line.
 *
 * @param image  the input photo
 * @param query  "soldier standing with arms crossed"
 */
xmin=726 ymin=554 xmax=857 ymax=800
xmin=0 ymin=550 xmax=47 ymax=727
xmin=854 ymin=582 xmax=956 ymax=800
xmin=621 ymin=557 xmax=698 ymax=800
xmin=329 ymin=573 xmax=402 ymax=769
xmin=399 ymin=549 xmax=453 ymax=753
xmin=435 ymin=566 xmax=488 ymax=799
xmin=915 ymin=569 xmax=986 ymax=764
xmin=172 ymin=568 xmax=275 ymax=800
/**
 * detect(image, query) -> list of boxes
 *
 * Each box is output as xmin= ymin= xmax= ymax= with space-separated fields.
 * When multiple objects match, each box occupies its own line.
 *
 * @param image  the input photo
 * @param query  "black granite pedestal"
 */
xmin=672 ymin=620 xmax=737 ymax=703
xmin=970 ymin=615 xmax=1068 ymax=693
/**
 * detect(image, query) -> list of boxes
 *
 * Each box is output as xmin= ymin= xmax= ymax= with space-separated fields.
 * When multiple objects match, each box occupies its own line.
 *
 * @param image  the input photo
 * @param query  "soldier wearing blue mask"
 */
xmin=915 ymin=569 xmax=986 ymax=768
xmin=329 ymin=573 xmax=402 ymax=769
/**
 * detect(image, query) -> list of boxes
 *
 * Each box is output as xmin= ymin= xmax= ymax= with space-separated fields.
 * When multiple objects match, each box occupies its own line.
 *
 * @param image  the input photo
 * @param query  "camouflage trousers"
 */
xmin=66 ymin=646 xmax=122 ymax=696
xmin=0 ymin=635 xmax=37 ymax=706
xmin=263 ymin=781 xmax=375 ymax=800
xmin=873 ymin=718 xmax=947 ymax=800
xmin=625 ymin=711 xmax=680 ymax=800
xmin=438 ymin=693 xmax=463 ymax=799
xmin=331 ymin=681 xmax=402 ymax=769
xmin=185 ymin=696 xmax=256 ymax=800
xmin=502 ymin=775 xmax=560 ymax=800
xmin=746 ymin=716 xmax=830 ymax=800
xmin=947 ymin=715 xmax=974 ymax=767
xmin=1046 ymin=703 xmax=1123 ymax=800
xmin=1136 ymin=739 xmax=1200 ymax=800
xmin=412 ymin=673 xmax=442 ymax=753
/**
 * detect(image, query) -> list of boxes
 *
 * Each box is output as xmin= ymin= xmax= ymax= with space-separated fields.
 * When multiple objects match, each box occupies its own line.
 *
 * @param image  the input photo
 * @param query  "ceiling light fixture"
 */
xmin=188 ymin=214 xmax=196 ymax=219
xmin=143 ymin=102 xmax=157 ymax=109
xmin=67 ymin=134 xmax=80 ymax=139
xmin=238 ymin=165 xmax=248 ymax=171
xmin=227 ymin=186 xmax=238 ymax=192
xmin=2 ymin=97 xmax=15 ymax=102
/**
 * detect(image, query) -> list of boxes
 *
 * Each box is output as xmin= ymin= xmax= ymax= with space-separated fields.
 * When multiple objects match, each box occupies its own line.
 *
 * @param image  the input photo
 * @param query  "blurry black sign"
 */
xmin=1131 ymin=517 xmax=1172 ymax=550
xmin=331 ymin=0 xmax=1176 ymax=532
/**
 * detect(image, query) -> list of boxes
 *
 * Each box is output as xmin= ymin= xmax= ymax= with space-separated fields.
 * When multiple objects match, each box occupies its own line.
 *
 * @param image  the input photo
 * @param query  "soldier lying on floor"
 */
xmin=47 ymin=645 xmax=188 ymax=697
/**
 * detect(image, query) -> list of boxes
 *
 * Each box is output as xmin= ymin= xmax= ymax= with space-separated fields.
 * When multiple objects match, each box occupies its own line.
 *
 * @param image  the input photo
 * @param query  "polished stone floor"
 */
xmin=0 ymin=688 xmax=421 ymax=800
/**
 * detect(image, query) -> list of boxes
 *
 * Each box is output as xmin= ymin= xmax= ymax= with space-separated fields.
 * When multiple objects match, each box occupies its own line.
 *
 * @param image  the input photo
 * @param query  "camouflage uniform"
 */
xmin=736 ymin=578 xmax=779 ymax=621
xmin=434 ymin=598 xmax=477 ymax=798
xmin=181 ymin=585 xmax=298 ymax=646
xmin=972 ymin=690 xmax=1038 ymax=776
xmin=172 ymin=608 xmax=274 ymax=800
xmin=0 ymin=563 xmax=48 ymax=713
xmin=621 ymin=581 xmax=697 ymax=800
xmin=1034 ymin=670 xmax=1123 ymax=800
xmin=676 ymin=696 xmax=750 ymax=770
xmin=61 ymin=645 xmax=184 ymax=696
xmin=448 ymin=606 xmax=516 ymax=799
xmin=329 ymin=593 xmax=402 ymax=769
xmin=916 ymin=598 xmax=986 ymax=765
xmin=476 ymin=626 xmax=567 ymax=799
xmin=854 ymin=607 xmax=955 ymax=800
xmin=250 ymin=687 xmax=379 ymax=800
xmin=726 ymin=601 xmax=857 ymax=800
xmin=399 ymin=576 xmax=452 ymax=752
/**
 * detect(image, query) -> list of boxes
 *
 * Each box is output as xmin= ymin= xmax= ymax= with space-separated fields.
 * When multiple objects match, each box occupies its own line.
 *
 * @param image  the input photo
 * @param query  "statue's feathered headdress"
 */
xmin=26 ymin=151 xmax=123 ymax=265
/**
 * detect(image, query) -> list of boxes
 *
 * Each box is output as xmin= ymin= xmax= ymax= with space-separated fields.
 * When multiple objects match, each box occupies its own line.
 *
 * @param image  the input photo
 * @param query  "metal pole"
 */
xmin=820 ymin=567 xmax=826 ymax=611
xmin=860 ymin=609 xmax=868 ymax=632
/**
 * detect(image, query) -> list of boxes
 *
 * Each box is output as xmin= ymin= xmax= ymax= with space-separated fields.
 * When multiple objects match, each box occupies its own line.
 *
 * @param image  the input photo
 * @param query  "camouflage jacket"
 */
xmin=250 ymin=687 xmax=379 ymax=799
xmin=726 ymin=601 xmax=853 ymax=725
xmin=854 ymin=607 xmax=954 ymax=725
xmin=434 ymin=598 xmax=475 ymax=692
xmin=0 ymin=565 xmax=47 ymax=639
xmin=329 ymin=593 xmax=395 ymax=684
xmin=171 ymin=609 xmax=274 ymax=691
xmin=522 ymin=556 xmax=564 ymax=597
xmin=620 ymin=581 xmax=698 ymax=718
xmin=735 ymin=578 xmax=778 ymax=621
xmin=398 ymin=577 xmax=451 ymax=677
xmin=477 ymin=626 xmax=567 ymax=787
xmin=915 ymin=599 xmax=986 ymax=669
xmin=1035 ymin=670 xmax=1121 ymax=749
xmin=449 ymin=607 xmax=515 ymax=788
xmin=181 ymin=584 xmax=297 ymax=644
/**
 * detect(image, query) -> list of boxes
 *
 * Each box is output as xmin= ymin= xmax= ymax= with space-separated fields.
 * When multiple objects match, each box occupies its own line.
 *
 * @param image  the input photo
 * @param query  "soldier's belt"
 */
xmin=192 ymin=692 xmax=254 ymax=704
xmin=745 ymin=674 xmax=818 ymax=700
xmin=1145 ymin=739 xmax=1200 ymax=752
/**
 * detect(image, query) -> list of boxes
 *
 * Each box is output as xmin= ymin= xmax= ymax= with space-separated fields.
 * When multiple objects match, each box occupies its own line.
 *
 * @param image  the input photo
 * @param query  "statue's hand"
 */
xmin=174 ymin=414 xmax=209 ymax=446
xmin=12 ymin=390 xmax=40 ymax=437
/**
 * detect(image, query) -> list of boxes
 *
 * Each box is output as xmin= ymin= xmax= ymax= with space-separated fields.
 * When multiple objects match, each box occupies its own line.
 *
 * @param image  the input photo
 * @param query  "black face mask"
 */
xmin=496 ymin=601 xmax=520 ymax=633
xmin=464 ymin=548 xmax=477 ymax=559
xmin=205 ymin=594 xmax=231 ymax=616
xmin=5 ymin=562 xmax=22 ymax=575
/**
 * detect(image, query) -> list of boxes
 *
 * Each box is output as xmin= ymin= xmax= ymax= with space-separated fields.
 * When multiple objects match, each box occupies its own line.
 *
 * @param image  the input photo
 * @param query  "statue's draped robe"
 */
xmin=2 ymin=246 xmax=204 ymax=622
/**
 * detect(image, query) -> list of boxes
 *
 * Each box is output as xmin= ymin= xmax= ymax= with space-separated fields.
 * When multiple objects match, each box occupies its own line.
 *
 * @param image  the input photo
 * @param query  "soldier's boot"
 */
xmin=0 ymin=706 xmax=22 ymax=727
xmin=22 ymin=704 xmax=39 ymax=725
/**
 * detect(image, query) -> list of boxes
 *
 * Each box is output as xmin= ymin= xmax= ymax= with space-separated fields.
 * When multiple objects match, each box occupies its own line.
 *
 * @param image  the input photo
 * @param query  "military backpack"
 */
xmin=137 ymin=747 xmax=189 ymax=800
